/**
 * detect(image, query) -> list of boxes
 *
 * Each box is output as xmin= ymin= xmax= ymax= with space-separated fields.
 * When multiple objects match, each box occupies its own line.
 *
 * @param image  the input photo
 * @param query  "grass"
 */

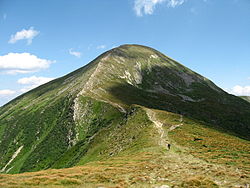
xmin=168 ymin=117 xmax=250 ymax=173
xmin=0 ymin=108 xmax=249 ymax=187
xmin=0 ymin=152 xmax=219 ymax=188
xmin=0 ymin=59 xmax=99 ymax=174
xmin=0 ymin=152 xmax=160 ymax=188
xmin=181 ymin=176 xmax=219 ymax=188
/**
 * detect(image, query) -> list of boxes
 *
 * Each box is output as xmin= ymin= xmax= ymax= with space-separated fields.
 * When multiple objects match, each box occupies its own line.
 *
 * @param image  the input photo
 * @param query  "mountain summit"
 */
xmin=0 ymin=45 xmax=249 ymax=187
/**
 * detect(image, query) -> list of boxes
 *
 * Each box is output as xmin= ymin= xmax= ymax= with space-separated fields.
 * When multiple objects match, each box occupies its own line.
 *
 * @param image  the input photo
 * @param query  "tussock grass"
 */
xmin=181 ymin=176 xmax=219 ymax=188
xmin=168 ymin=117 xmax=250 ymax=173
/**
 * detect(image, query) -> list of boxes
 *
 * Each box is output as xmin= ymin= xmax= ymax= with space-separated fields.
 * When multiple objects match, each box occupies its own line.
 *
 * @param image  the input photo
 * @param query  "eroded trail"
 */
xmin=146 ymin=108 xmax=168 ymax=147
xmin=145 ymin=108 xmax=248 ymax=187
xmin=146 ymin=108 xmax=183 ymax=148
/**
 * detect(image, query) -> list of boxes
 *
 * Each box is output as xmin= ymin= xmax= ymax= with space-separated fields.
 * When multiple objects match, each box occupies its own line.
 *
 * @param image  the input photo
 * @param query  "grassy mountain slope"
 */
xmin=0 ymin=107 xmax=249 ymax=187
xmin=0 ymin=55 xmax=100 ymax=173
xmin=83 ymin=45 xmax=250 ymax=139
xmin=0 ymin=44 xmax=249 ymax=187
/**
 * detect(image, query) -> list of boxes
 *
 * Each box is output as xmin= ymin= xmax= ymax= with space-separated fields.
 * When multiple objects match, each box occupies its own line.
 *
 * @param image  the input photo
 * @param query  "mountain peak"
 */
xmin=107 ymin=44 xmax=164 ymax=60
xmin=0 ymin=45 xmax=249 ymax=177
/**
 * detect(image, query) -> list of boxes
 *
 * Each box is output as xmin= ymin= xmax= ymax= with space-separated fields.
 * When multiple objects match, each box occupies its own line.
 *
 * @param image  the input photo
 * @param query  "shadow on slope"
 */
xmin=107 ymin=65 xmax=250 ymax=140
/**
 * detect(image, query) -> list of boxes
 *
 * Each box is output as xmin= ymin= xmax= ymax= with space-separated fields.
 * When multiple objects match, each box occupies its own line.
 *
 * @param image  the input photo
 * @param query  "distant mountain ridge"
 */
xmin=0 ymin=44 xmax=249 ymax=187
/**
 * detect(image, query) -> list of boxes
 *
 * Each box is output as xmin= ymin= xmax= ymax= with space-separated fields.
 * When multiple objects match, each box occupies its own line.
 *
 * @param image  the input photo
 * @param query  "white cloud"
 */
xmin=0 ymin=89 xmax=17 ymax=106
xmin=18 ymin=76 xmax=55 ymax=93
xmin=134 ymin=0 xmax=185 ymax=16
xmin=0 ymin=89 xmax=16 ymax=96
xmin=69 ymin=49 xmax=81 ymax=58
xmin=228 ymin=85 xmax=250 ymax=96
xmin=18 ymin=76 xmax=54 ymax=85
xmin=97 ymin=45 xmax=106 ymax=49
xmin=0 ymin=53 xmax=54 ymax=74
xmin=8 ymin=27 xmax=39 ymax=45
xmin=168 ymin=0 xmax=185 ymax=7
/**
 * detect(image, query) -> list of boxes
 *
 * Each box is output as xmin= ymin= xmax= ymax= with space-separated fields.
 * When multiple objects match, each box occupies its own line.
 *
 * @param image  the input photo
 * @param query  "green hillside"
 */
xmin=0 ymin=44 xmax=249 ymax=187
xmin=0 ymin=107 xmax=249 ymax=187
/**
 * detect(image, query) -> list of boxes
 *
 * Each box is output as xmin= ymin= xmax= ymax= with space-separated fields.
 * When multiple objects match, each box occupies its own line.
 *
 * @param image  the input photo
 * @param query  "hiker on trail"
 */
xmin=167 ymin=143 xmax=171 ymax=150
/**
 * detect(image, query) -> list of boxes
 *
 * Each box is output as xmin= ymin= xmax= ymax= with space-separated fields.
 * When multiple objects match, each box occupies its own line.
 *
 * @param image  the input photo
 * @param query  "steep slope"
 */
xmin=0 ymin=54 xmax=102 ymax=173
xmin=0 ymin=45 xmax=249 ymax=187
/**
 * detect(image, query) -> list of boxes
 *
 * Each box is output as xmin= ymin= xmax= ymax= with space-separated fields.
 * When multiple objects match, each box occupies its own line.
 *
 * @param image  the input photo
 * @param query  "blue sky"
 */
xmin=0 ymin=0 xmax=250 ymax=106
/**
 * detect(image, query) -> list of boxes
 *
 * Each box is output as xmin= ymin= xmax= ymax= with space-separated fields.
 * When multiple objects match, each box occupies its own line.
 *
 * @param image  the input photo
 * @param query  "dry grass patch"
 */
xmin=168 ymin=118 xmax=250 ymax=173
xmin=181 ymin=176 xmax=219 ymax=188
